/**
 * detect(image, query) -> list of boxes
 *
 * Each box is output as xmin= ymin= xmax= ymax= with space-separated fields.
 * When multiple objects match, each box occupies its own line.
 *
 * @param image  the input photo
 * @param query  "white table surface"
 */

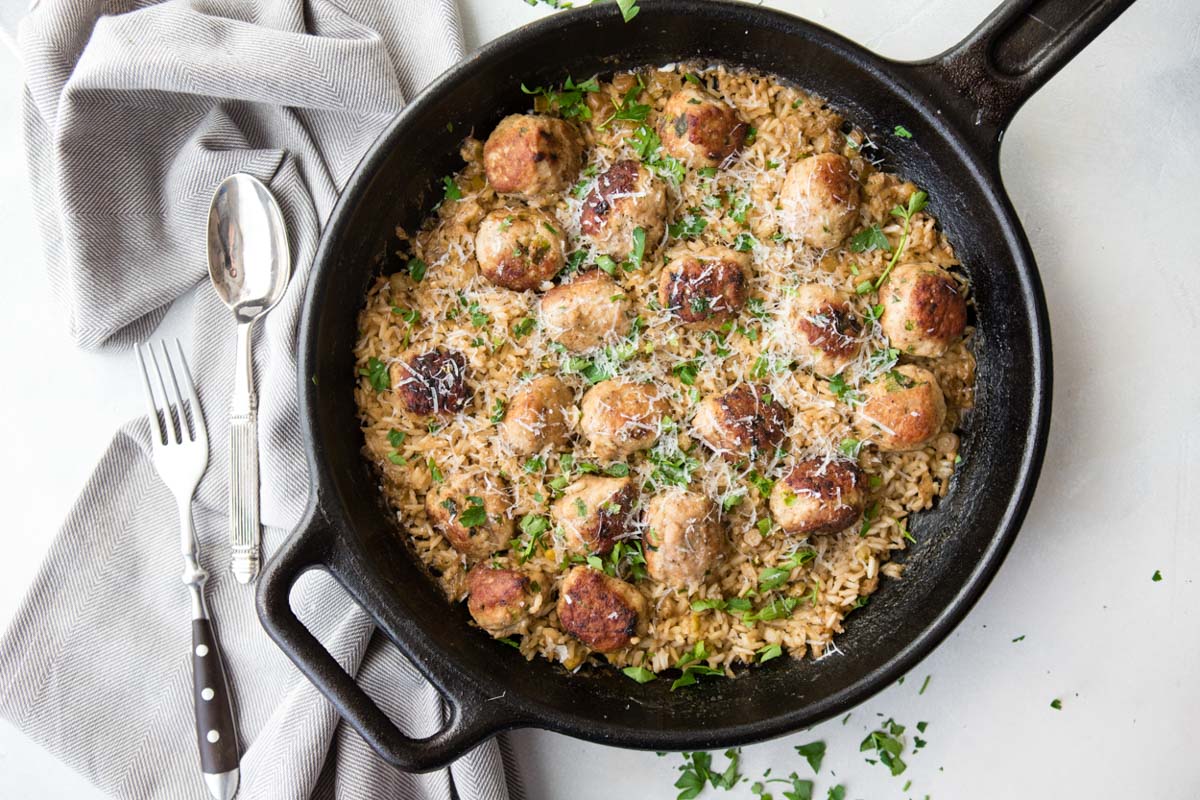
xmin=2 ymin=0 xmax=1198 ymax=797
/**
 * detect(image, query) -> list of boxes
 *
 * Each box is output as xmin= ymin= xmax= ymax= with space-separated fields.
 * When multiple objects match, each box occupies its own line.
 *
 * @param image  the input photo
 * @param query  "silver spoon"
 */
xmin=207 ymin=173 xmax=291 ymax=584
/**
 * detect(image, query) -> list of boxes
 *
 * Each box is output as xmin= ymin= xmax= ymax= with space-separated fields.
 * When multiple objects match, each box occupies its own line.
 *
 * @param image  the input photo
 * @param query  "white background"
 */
xmin=2 ymin=0 xmax=1197 ymax=797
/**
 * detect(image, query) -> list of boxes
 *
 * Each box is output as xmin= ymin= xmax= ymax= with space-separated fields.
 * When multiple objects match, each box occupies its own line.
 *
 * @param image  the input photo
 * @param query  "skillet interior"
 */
xmin=296 ymin=0 xmax=1049 ymax=750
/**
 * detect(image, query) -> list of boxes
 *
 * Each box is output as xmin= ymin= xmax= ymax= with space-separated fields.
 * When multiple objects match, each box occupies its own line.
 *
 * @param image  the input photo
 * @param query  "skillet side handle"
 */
xmin=918 ymin=0 xmax=1137 ymax=154
xmin=255 ymin=505 xmax=510 ymax=773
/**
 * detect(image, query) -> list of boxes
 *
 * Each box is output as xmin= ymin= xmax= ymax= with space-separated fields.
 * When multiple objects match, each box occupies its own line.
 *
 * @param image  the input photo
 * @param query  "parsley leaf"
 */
xmin=458 ymin=496 xmax=488 ymax=528
xmin=894 ymin=124 xmax=913 ymax=139
xmin=795 ymin=741 xmax=826 ymax=774
xmin=616 ymin=0 xmax=640 ymax=23
xmin=441 ymin=176 xmax=462 ymax=202
xmin=359 ymin=357 xmax=390 ymax=392
xmin=489 ymin=398 xmax=506 ymax=424
xmin=849 ymin=225 xmax=891 ymax=253
xmin=623 ymin=665 xmax=656 ymax=683
xmin=1051 ymin=698 xmax=1063 ymax=710
xmin=408 ymin=258 xmax=427 ymax=282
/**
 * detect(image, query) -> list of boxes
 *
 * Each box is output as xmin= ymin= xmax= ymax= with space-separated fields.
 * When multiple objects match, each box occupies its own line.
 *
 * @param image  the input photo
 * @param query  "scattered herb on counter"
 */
xmin=919 ymin=674 xmax=931 ymax=694
xmin=1012 ymin=634 xmax=1026 ymax=642
xmin=1051 ymin=698 xmax=1063 ymax=710
xmin=795 ymin=741 xmax=826 ymax=774
xmin=675 ymin=749 xmax=741 ymax=799
xmin=861 ymin=718 xmax=908 ymax=776
xmin=1152 ymin=569 xmax=1163 ymax=582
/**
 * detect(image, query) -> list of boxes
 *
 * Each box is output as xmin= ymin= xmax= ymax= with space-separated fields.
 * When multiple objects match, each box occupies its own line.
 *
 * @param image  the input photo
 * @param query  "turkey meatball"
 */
xmin=659 ymin=84 xmax=748 ymax=169
xmin=855 ymin=364 xmax=947 ymax=452
xmin=786 ymin=284 xmax=863 ymax=376
xmin=551 ymin=475 xmax=638 ymax=556
xmin=580 ymin=380 xmax=670 ymax=460
xmin=540 ymin=271 xmax=632 ymax=352
xmin=779 ymin=153 xmax=861 ymax=250
xmin=474 ymin=207 xmax=565 ymax=291
xmin=643 ymin=491 xmax=724 ymax=589
xmin=395 ymin=348 xmax=470 ymax=416
xmin=580 ymin=159 xmax=668 ymax=259
xmin=557 ymin=567 xmax=648 ymax=653
xmin=425 ymin=474 xmax=514 ymax=561
xmin=769 ymin=457 xmax=865 ymax=535
xmin=693 ymin=384 xmax=791 ymax=461
xmin=880 ymin=263 xmax=967 ymax=357
xmin=500 ymin=375 xmax=574 ymax=455
xmin=483 ymin=113 xmax=584 ymax=197
xmin=466 ymin=564 xmax=550 ymax=636
xmin=658 ymin=248 xmax=750 ymax=329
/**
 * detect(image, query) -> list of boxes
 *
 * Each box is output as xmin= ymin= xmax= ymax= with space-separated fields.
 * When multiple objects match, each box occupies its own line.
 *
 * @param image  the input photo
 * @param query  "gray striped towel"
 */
xmin=0 ymin=1 xmax=522 ymax=798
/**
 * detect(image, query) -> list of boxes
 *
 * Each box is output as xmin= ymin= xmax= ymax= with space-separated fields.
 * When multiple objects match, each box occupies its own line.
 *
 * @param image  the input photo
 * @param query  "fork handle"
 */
xmin=229 ymin=410 xmax=261 ymax=584
xmin=192 ymin=617 xmax=240 ymax=796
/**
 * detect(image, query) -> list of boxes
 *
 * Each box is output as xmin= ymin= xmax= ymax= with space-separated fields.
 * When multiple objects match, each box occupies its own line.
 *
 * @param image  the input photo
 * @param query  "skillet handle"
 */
xmin=255 ymin=504 xmax=511 ymax=773
xmin=916 ymin=0 xmax=1137 ymax=150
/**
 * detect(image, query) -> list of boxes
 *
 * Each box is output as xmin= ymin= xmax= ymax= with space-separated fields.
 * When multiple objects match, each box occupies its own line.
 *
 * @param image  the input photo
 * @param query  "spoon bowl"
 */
xmin=208 ymin=174 xmax=291 ymax=323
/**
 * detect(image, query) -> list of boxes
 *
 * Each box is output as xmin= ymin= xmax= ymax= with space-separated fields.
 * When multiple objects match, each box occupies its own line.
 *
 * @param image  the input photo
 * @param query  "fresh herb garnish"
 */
xmin=441 ymin=176 xmax=462 ymax=202
xmin=1051 ymin=698 xmax=1063 ymax=710
xmin=675 ymin=749 xmax=741 ymax=799
xmin=1152 ymin=569 xmax=1163 ymax=582
xmin=616 ymin=0 xmax=640 ymax=23
xmin=623 ymin=665 xmax=656 ymax=684
xmin=873 ymin=190 xmax=929 ymax=289
xmin=672 ymin=359 xmax=701 ymax=386
xmin=359 ymin=357 xmax=390 ymax=392
xmin=408 ymin=258 xmax=427 ymax=282
xmin=669 ymin=210 xmax=708 ymax=239
xmin=512 ymin=316 xmax=536 ymax=337
xmin=520 ymin=74 xmax=600 ymax=120
xmin=458 ymin=495 xmax=488 ymax=528
xmin=795 ymin=741 xmax=826 ymax=773
xmin=489 ymin=398 xmax=506 ymax=424
xmin=849 ymin=224 xmax=891 ymax=253
xmin=670 ymin=640 xmax=725 ymax=691
xmin=757 ymin=550 xmax=817 ymax=592
xmin=757 ymin=643 xmax=783 ymax=663
xmin=861 ymin=719 xmax=908 ymax=776
xmin=894 ymin=124 xmax=913 ymax=139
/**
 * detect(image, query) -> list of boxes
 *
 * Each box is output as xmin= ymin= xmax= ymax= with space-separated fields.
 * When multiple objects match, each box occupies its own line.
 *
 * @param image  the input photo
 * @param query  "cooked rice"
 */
xmin=353 ymin=64 xmax=975 ymax=678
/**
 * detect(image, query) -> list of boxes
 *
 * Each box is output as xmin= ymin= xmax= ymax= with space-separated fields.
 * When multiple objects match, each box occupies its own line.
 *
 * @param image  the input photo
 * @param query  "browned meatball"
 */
xmin=474 ymin=207 xmax=565 ymax=291
xmin=786 ymin=284 xmax=864 ymax=376
xmin=692 ymin=384 xmax=791 ymax=461
xmin=557 ymin=566 xmax=648 ymax=653
xmin=659 ymin=85 xmax=747 ymax=169
xmin=466 ymin=564 xmax=550 ymax=636
xmin=855 ymin=364 xmax=947 ymax=452
xmin=500 ymin=375 xmax=574 ymax=455
xmin=880 ymin=263 xmax=968 ymax=357
xmin=769 ymin=458 xmax=865 ymax=535
xmin=540 ymin=271 xmax=632 ymax=352
xmin=424 ymin=474 xmax=514 ymax=561
xmin=551 ymin=475 xmax=637 ymax=556
xmin=658 ymin=248 xmax=750 ymax=329
xmin=643 ymin=491 xmax=724 ymax=589
xmin=483 ymin=114 xmax=584 ymax=197
xmin=395 ymin=348 xmax=470 ymax=416
xmin=580 ymin=159 xmax=668 ymax=259
xmin=779 ymin=153 xmax=861 ymax=249
xmin=580 ymin=380 xmax=670 ymax=460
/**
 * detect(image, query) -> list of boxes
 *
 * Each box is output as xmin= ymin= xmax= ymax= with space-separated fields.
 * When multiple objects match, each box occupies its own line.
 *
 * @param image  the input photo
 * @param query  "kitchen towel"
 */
xmin=0 ymin=1 xmax=523 ymax=798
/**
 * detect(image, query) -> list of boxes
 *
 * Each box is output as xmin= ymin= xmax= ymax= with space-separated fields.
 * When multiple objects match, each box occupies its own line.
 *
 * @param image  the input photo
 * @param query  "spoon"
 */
xmin=207 ymin=173 xmax=291 ymax=584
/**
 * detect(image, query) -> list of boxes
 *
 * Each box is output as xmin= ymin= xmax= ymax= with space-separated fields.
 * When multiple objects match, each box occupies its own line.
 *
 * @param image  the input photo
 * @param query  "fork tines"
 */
xmin=135 ymin=340 xmax=208 ymax=448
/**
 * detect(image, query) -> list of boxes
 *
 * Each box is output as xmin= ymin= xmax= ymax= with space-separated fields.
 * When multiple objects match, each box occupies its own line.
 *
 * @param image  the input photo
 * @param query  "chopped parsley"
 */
xmin=386 ymin=429 xmax=406 ymax=448
xmin=757 ymin=549 xmax=817 ymax=592
xmin=602 ymin=76 xmax=650 ymax=127
xmin=874 ymin=190 xmax=929 ymax=289
xmin=520 ymin=74 xmax=600 ymax=120
xmin=512 ymin=316 xmax=536 ymax=337
xmin=849 ymin=224 xmax=891 ymax=253
xmin=489 ymin=398 xmax=506 ymax=424
xmin=622 ymin=665 xmax=656 ymax=684
xmin=669 ymin=210 xmax=708 ymax=239
xmin=629 ymin=226 xmax=647 ymax=269
xmin=672 ymin=359 xmax=701 ymax=385
xmin=441 ymin=176 xmax=462 ymax=202
xmin=757 ymin=643 xmax=783 ymax=663
xmin=427 ymin=458 xmax=444 ymax=483
xmin=733 ymin=232 xmax=757 ymax=252
xmin=827 ymin=373 xmax=862 ymax=405
xmin=860 ymin=719 xmax=908 ymax=776
xmin=359 ymin=357 xmax=390 ymax=392
xmin=795 ymin=741 xmax=826 ymax=773
xmin=1152 ymin=569 xmax=1163 ymax=582
xmin=1051 ymin=698 xmax=1063 ymax=710
xmin=675 ymin=749 xmax=741 ymax=799
xmin=918 ymin=674 xmax=931 ymax=694
xmin=670 ymin=640 xmax=725 ymax=691
xmin=616 ymin=0 xmax=640 ymax=23
xmin=894 ymin=124 xmax=913 ymax=139
xmin=458 ymin=495 xmax=488 ymax=528
xmin=391 ymin=306 xmax=419 ymax=324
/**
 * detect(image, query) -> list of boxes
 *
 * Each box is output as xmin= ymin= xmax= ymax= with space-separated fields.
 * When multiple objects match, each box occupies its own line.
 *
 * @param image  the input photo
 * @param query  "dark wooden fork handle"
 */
xmin=192 ymin=619 xmax=239 ymax=776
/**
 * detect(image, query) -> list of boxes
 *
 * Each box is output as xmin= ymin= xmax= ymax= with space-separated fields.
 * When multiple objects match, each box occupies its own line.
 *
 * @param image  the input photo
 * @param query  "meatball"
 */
xmin=551 ymin=475 xmax=638 ymax=556
xmin=500 ymin=376 xmax=574 ymax=455
xmin=770 ymin=458 xmax=865 ymax=535
xmin=395 ymin=348 xmax=470 ymax=416
xmin=580 ymin=380 xmax=670 ymax=460
xmin=659 ymin=84 xmax=748 ymax=169
xmin=474 ymin=207 xmax=565 ymax=291
xmin=779 ymin=153 xmax=861 ymax=249
xmin=425 ymin=474 xmax=514 ymax=561
xmin=693 ymin=384 xmax=791 ymax=461
xmin=540 ymin=271 xmax=632 ymax=352
xmin=466 ymin=564 xmax=550 ymax=636
xmin=855 ymin=364 xmax=947 ymax=452
xmin=658 ymin=248 xmax=750 ymax=329
xmin=557 ymin=567 xmax=648 ymax=653
xmin=786 ymin=284 xmax=864 ymax=376
xmin=643 ymin=491 xmax=724 ymax=589
xmin=880 ymin=263 xmax=968 ymax=357
xmin=580 ymin=160 xmax=668 ymax=259
xmin=482 ymin=113 xmax=584 ymax=197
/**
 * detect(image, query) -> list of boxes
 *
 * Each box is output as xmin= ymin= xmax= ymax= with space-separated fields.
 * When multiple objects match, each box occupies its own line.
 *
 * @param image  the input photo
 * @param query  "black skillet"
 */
xmin=257 ymin=0 xmax=1135 ymax=772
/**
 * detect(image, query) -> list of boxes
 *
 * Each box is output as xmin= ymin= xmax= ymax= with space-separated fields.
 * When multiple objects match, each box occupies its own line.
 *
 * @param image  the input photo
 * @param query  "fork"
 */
xmin=136 ymin=340 xmax=240 ymax=800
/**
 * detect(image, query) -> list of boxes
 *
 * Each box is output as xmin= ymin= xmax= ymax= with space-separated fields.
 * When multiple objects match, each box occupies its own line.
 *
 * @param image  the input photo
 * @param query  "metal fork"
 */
xmin=136 ymin=341 xmax=240 ymax=800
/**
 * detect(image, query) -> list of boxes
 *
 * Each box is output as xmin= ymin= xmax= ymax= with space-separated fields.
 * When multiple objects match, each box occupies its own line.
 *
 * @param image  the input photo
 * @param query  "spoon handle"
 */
xmin=229 ymin=320 xmax=260 ymax=584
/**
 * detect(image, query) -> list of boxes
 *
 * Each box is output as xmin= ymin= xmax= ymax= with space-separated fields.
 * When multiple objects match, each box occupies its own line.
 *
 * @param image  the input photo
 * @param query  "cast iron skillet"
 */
xmin=257 ymin=0 xmax=1134 ymax=772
